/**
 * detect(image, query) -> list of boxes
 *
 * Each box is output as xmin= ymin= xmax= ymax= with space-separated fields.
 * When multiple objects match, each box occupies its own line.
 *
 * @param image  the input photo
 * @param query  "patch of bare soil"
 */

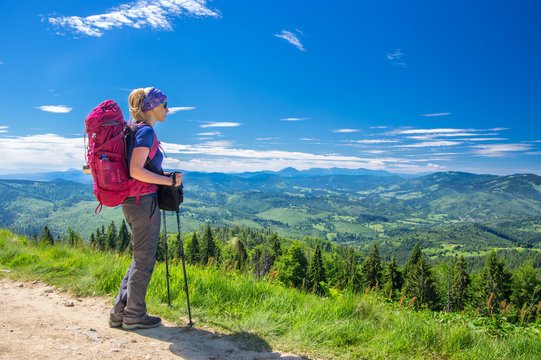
xmin=0 ymin=277 xmax=310 ymax=360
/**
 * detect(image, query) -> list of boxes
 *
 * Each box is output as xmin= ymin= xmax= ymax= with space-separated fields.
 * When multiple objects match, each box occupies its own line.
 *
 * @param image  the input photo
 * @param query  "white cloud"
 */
xmin=168 ymin=106 xmax=195 ymax=114
xmin=333 ymin=129 xmax=360 ymax=133
xmin=274 ymin=30 xmax=305 ymax=51
xmin=0 ymin=134 xmax=83 ymax=173
xmin=0 ymin=131 xmax=455 ymax=175
xmin=370 ymin=126 xmax=388 ymax=129
xmin=422 ymin=112 xmax=451 ymax=117
xmin=48 ymin=0 xmax=220 ymax=37
xmin=300 ymin=138 xmax=319 ymax=141
xmin=35 ymin=105 xmax=73 ymax=113
xmin=281 ymin=117 xmax=307 ymax=121
xmin=346 ymin=139 xmax=398 ymax=144
xmin=256 ymin=137 xmax=279 ymax=141
xmin=399 ymin=141 xmax=463 ymax=148
xmin=393 ymin=128 xmax=477 ymax=135
xmin=0 ymin=126 xmax=8 ymax=134
xmin=200 ymin=122 xmax=241 ymax=128
xmin=472 ymin=144 xmax=532 ymax=157
xmin=196 ymin=131 xmax=221 ymax=136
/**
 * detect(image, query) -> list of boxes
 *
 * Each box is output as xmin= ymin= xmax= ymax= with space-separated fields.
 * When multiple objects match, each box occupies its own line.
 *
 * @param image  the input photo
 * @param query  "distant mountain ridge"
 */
xmin=0 ymin=167 xmax=408 ymax=184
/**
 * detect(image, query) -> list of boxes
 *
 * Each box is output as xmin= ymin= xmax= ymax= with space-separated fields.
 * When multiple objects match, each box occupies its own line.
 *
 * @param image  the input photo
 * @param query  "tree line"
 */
xmin=34 ymin=222 xmax=541 ymax=324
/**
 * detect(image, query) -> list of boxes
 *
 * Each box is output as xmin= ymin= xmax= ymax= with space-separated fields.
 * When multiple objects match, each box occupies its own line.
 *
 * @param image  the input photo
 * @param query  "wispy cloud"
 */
xmin=200 ymin=122 xmax=241 ymax=128
xmin=399 ymin=141 xmax=463 ymax=148
xmin=346 ymin=139 xmax=398 ymax=144
xmin=48 ymin=0 xmax=220 ymax=37
xmin=256 ymin=137 xmax=279 ymax=141
xmin=370 ymin=126 xmax=388 ymax=129
xmin=0 ymin=61 xmax=4 ymax=65
xmin=35 ymin=105 xmax=72 ymax=113
xmin=168 ymin=106 xmax=196 ymax=114
xmin=274 ymin=30 xmax=305 ymax=51
xmin=197 ymin=131 xmax=221 ymax=136
xmin=386 ymin=49 xmax=406 ymax=67
xmin=472 ymin=144 xmax=533 ymax=157
xmin=0 ymin=126 xmax=8 ymax=134
xmin=333 ymin=129 xmax=360 ymax=133
xmin=281 ymin=117 xmax=307 ymax=121
xmin=422 ymin=112 xmax=451 ymax=117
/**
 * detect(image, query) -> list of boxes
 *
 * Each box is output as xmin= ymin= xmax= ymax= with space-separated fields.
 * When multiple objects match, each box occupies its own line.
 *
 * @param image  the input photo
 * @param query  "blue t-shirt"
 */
xmin=134 ymin=124 xmax=163 ymax=172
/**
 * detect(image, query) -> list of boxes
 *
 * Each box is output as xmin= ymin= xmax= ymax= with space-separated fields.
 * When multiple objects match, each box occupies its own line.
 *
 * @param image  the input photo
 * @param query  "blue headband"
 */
xmin=141 ymin=88 xmax=167 ymax=112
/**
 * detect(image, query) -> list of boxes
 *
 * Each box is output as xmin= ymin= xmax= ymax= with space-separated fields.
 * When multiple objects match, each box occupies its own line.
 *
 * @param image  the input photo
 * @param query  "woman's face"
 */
xmin=153 ymin=101 xmax=168 ymax=122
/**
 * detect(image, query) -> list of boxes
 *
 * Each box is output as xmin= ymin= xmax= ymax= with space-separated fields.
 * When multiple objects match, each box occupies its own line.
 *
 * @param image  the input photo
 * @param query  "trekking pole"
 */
xmin=162 ymin=210 xmax=172 ymax=307
xmin=176 ymin=209 xmax=194 ymax=327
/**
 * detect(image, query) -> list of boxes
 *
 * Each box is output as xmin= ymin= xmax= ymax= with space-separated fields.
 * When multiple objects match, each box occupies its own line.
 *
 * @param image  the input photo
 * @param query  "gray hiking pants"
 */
xmin=110 ymin=194 xmax=160 ymax=323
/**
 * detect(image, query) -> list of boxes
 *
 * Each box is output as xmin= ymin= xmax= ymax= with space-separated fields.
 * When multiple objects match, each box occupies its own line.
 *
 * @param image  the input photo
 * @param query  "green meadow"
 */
xmin=1 ymin=229 xmax=539 ymax=360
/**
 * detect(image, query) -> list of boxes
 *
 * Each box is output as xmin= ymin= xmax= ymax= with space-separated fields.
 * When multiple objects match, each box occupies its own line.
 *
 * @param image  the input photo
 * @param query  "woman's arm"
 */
xmin=130 ymin=147 xmax=183 ymax=186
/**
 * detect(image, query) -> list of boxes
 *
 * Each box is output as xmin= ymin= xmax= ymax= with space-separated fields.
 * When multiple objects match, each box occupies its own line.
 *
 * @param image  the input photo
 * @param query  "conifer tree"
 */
xmin=233 ymin=238 xmax=248 ymax=270
xmin=40 ymin=225 xmax=54 ymax=245
xmin=185 ymin=232 xmax=200 ymax=265
xmin=89 ymin=233 xmax=96 ymax=248
xmin=269 ymin=233 xmax=282 ymax=265
xmin=308 ymin=244 xmax=326 ymax=295
xmin=275 ymin=242 xmax=308 ymax=289
xmin=477 ymin=250 xmax=512 ymax=314
xmin=342 ymin=247 xmax=358 ymax=289
xmin=403 ymin=250 xmax=440 ymax=310
xmin=66 ymin=227 xmax=82 ymax=247
xmin=403 ymin=244 xmax=422 ymax=281
xmin=451 ymin=256 xmax=471 ymax=311
xmin=360 ymin=244 xmax=382 ymax=289
xmin=105 ymin=221 xmax=117 ymax=251
xmin=382 ymin=257 xmax=402 ymax=298
xmin=96 ymin=226 xmax=106 ymax=251
xmin=200 ymin=224 xmax=217 ymax=265
xmin=116 ymin=220 xmax=130 ymax=253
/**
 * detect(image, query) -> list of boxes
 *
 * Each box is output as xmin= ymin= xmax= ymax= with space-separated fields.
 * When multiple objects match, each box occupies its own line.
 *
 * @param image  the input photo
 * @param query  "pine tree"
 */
xmin=185 ymin=232 xmax=200 ymax=265
xmin=66 ymin=227 xmax=82 ymax=247
xmin=96 ymin=226 xmax=106 ymax=251
xmin=360 ymin=244 xmax=382 ymax=289
xmin=403 ymin=250 xmax=440 ymax=310
xmin=451 ymin=256 xmax=471 ymax=311
xmin=382 ymin=257 xmax=402 ymax=298
xmin=233 ymin=238 xmax=248 ymax=270
xmin=269 ymin=233 xmax=282 ymax=265
xmin=89 ymin=233 xmax=96 ymax=248
xmin=200 ymin=224 xmax=217 ymax=265
xmin=40 ymin=225 xmax=54 ymax=245
xmin=308 ymin=244 xmax=326 ymax=295
xmin=251 ymin=246 xmax=263 ymax=278
xmin=275 ymin=242 xmax=308 ymax=289
xmin=105 ymin=221 xmax=118 ymax=251
xmin=342 ymin=247 xmax=358 ymax=289
xmin=478 ymin=250 xmax=512 ymax=315
xmin=116 ymin=220 xmax=130 ymax=253
xmin=403 ymin=244 xmax=422 ymax=281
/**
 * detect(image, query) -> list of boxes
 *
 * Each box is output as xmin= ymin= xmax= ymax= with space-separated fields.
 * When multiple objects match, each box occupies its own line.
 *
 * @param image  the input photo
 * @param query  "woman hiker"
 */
xmin=109 ymin=87 xmax=183 ymax=330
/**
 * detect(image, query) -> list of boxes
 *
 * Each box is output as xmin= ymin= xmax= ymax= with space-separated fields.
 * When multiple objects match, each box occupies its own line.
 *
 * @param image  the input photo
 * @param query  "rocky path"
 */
xmin=0 ymin=277 xmax=309 ymax=360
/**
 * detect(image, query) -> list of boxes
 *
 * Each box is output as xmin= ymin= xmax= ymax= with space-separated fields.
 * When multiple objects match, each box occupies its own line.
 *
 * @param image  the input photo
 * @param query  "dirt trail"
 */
xmin=0 ymin=277 xmax=309 ymax=360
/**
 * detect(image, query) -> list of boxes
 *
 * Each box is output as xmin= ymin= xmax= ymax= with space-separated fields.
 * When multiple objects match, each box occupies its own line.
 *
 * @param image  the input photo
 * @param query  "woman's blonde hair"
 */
xmin=128 ymin=87 xmax=153 ymax=122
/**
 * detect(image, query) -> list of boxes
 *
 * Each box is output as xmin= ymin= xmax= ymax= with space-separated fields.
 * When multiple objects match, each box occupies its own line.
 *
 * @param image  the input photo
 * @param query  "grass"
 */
xmin=1 ymin=229 xmax=540 ymax=360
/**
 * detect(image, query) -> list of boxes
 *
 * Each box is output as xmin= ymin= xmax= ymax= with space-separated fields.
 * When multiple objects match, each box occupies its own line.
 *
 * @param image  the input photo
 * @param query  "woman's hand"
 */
xmin=173 ymin=172 xmax=183 ymax=187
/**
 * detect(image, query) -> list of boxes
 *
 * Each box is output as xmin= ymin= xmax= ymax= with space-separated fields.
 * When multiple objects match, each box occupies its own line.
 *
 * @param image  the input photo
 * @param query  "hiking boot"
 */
xmin=109 ymin=319 xmax=122 ymax=328
xmin=122 ymin=315 xmax=162 ymax=330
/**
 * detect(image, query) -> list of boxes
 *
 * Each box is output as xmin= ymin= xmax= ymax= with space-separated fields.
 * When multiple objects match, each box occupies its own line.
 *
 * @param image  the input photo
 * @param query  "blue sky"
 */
xmin=0 ymin=0 xmax=540 ymax=175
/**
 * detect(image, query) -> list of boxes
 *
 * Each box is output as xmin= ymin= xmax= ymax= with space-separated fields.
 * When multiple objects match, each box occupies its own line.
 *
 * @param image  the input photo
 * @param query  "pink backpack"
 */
xmin=84 ymin=100 xmax=158 ymax=213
